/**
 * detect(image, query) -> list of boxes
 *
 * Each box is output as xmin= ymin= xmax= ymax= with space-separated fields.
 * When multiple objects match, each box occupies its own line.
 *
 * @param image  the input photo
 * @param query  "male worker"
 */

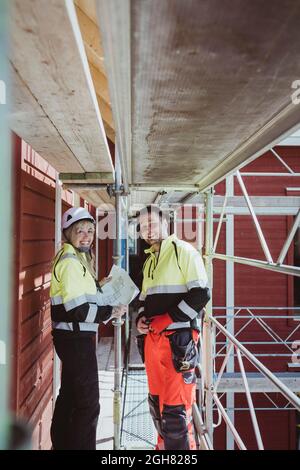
xmin=136 ymin=205 xmax=210 ymax=450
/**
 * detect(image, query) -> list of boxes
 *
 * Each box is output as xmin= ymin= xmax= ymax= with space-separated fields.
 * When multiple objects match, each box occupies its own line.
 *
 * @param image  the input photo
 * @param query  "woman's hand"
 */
xmin=98 ymin=276 xmax=112 ymax=287
xmin=111 ymin=304 xmax=128 ymax=319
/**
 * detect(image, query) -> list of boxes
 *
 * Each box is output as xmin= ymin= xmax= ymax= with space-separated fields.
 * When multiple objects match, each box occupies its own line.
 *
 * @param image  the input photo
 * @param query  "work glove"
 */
xmin=149 ymin=313 xmax=173 ymax=334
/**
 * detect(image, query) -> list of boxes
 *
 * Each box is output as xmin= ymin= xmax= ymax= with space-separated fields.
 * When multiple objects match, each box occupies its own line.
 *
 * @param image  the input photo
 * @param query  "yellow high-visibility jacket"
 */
xmin=50 ymin=243 xmax=112 ymax=334
xmin=137 ymin=234 xmax=210 ymax=331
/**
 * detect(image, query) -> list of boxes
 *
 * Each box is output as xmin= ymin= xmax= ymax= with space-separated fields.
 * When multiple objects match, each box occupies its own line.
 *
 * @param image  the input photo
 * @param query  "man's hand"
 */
xmin=137 ymin=315 xmax=150 ymax=335
xmin=111 ymin=304 xmax=128 ymax=318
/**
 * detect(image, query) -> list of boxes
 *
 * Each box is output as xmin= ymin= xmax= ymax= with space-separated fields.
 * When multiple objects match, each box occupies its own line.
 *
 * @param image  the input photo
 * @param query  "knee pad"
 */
xmin=148 ymin=394 xmax=163 ymax=436
xmin=161 ymin=404 xmax=188 ymax=440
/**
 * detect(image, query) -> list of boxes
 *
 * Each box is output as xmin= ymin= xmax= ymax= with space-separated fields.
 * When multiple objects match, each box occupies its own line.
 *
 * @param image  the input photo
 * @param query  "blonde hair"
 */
xmin=62 ymin=220 xmax=96 ymax=279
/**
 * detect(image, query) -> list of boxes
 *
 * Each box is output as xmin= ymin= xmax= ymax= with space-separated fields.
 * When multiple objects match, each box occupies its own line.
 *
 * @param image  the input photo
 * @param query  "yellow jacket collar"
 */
xmin=63 ymin=242 xmax=77 ymax=254
xmin=144 ymin=234 xmax=177 ymax=256
xmin=61 ymin=243 xmax=87 ymax=261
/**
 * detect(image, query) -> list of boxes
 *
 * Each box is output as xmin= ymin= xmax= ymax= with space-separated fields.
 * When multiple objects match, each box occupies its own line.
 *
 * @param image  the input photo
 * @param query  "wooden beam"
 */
xmin=103 ymin=121 xmax=115 ymax=143
xmin=96 ymin=94 xmax=114 ymax=132
xmin=60 ymin=172 xmax=114 ymax=184
xmin=70 ymin=188 xmax=115 ymax=209
xmin=74 ymin=2 xmax=115 ymax=141
xmin=89 ymin=62 xmax=111 ymax=106
xmin=88 ymin=64 xmax=115 ymax=140
xmin=75 ymin=0 xmax=98 ymax=25
xmin=63 ymin=184 xmax=108 ymax=190
xmin=10 ymin=0 xmax=114 ymax=176
xmin=75 ymin=4 xmax=106 ymax=75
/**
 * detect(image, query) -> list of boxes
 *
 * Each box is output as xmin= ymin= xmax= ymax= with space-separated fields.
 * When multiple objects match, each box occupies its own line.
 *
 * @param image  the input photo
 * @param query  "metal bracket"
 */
xmin=107 ymin=183 xmax=129 ymax=198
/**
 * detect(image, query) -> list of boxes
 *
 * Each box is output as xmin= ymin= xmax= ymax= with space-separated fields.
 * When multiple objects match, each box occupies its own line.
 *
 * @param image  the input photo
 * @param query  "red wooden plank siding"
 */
xmin=11 ymin=134 xmax=113 ymax=448
xmin=11 ymin=134 xmax=23 ymax=414
xmin=12 ymin=136 xmax=74 ymax=449
xmin=12 ymin=138 xmax=56 ymax=450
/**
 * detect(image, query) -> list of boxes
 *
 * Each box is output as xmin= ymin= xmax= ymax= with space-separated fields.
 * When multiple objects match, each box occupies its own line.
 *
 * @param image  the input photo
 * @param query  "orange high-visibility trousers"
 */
xmin=144 ymin=329 xmax=198 ymax=450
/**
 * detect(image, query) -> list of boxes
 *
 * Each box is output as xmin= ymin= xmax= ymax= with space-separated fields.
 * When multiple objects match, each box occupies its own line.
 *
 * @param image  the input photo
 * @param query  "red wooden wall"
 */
xmin=11 ymin=133 xmax=115 ymax=448
xmin=12 ymin=135 xmax=76 ymax=449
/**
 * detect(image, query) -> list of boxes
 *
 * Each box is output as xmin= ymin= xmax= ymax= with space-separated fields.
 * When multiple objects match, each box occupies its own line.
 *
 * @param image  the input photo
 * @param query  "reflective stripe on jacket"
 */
xmin=50 ymin=243 xmax=112 ymax=333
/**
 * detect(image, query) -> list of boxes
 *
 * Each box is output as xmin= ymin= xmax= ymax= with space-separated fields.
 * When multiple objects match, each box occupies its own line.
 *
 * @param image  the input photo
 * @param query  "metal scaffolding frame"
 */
xmin=205 ymin=316 xmax=300 ymax=450
xmin=225 ymin=175 xmax=235 ymax=450
xmin=214 ymin=308 xmax=300 ymax=363
xmin=113 ymin=148 xmax=300 ymax=450
xmin=112 ymin=147 xmax=125 ymax=449
xmin=196 ymin=157 xmax=300 ymax=449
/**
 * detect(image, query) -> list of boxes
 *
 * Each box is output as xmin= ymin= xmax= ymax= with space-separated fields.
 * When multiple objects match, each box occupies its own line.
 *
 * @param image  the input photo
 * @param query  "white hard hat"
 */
xmin=62 ymin=207 xmax=95 ymax=230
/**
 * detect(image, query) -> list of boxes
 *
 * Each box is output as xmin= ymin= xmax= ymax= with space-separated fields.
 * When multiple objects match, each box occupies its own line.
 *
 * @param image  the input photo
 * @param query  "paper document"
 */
xmin=96 ymin=264 xmax=140 ymax=306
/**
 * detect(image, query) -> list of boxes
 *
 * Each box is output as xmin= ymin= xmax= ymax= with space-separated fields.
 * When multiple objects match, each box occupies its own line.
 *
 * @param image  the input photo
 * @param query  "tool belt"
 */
xmin=167 ymin=329 xmax=199 ymax=372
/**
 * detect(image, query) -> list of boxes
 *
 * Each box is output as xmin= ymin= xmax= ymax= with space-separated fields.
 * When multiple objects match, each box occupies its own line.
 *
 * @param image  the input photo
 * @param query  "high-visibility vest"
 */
xmin=139 ymin=234 xmax=210 ymax=331
xmin=50 ymin=243 xmax=111 ymax=333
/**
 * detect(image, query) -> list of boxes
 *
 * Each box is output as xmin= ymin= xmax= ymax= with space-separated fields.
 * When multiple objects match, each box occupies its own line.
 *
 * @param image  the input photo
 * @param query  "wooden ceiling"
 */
xmin=75 ymin=0 xmax=115 ymax=143
xmin=9 ymin=0 xmax=115 ymax=209
xmin=129 ymin=0 xmax=300 ymax=191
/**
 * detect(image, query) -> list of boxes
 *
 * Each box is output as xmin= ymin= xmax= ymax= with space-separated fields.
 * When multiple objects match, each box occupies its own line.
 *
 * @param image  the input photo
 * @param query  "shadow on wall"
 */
xmin=16 ymin=264 xmax=54 ymax=450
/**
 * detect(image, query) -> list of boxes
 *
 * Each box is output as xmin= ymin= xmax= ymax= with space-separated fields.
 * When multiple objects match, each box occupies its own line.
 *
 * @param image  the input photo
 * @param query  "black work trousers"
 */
xmin=50 ymin=333 xmax=100 ymax=450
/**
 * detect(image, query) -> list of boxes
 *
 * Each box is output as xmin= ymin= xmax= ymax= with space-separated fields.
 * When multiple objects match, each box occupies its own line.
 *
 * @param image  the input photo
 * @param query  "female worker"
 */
xmin=50 ymin=207 xmax=126 ymax=450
